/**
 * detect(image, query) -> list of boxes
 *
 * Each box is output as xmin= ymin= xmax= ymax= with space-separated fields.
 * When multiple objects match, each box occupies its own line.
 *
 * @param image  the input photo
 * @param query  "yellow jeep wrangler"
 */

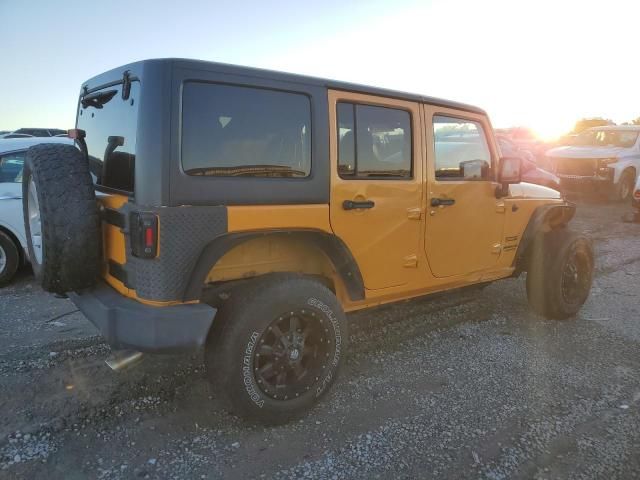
xmin=22 ymin=59 xmax=594 ymax=422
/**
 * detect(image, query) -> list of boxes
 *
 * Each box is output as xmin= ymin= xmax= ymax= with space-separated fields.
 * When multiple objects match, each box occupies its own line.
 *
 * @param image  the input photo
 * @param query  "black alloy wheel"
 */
xmin=205 ymin=274 xmax=348 ymax=423
xmin=254 ymin=309 xmax=331 ymax=401
xmin=560 ymin=249 xmax=592 ymax=306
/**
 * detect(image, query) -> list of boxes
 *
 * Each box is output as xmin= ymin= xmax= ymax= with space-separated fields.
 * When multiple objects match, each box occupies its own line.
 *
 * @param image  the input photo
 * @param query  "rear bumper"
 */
xmin=68 ymin=281 xmax=216 ymax=353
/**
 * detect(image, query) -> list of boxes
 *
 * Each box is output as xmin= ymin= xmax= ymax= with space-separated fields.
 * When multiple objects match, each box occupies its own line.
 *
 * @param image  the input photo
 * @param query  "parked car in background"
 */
xmin=632 ymin=176 xmax=640 ymax=218
xmin=496 ymin=134 xmax=536 ymax=162
xmin=1 ymin=133 xmax=34 ymax=139
xmin=11 ymin=128 xmax=67 ymax=137
xmin=622 ymin=176 xmax=640 ymax=223
xmin=546 ymin=126 xmax=640 ymax=202
xmin=497 ymin=134 xmax=561 ymax=191
xmin=522 ymin=159 xmax=561 ymax=191
xmin=0 ymin=137 xmax=74 ymax=284
xmin=497 ymin=127 xmax=549 ymax=159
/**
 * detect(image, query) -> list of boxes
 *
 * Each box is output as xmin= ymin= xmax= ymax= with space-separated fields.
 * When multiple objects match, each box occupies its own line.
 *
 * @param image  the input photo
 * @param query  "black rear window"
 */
xmin=181 ymin=82 xmax=311 ymax=178
xmin=77 ymin=81 xmax=140 ymax=193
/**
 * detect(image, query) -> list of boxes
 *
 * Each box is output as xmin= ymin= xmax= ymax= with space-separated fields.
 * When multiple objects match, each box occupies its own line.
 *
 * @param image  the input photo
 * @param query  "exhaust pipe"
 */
xmin=105 ymin=350 xmax=143 ymax=371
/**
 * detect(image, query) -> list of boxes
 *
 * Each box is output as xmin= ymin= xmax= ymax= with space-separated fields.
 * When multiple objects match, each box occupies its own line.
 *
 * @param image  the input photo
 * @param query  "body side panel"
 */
xmin=422 ymin=104 xmax=506 ymax=278
xmin=227 ymin=204 xmax=331 ymax=233
xmin=168 ymin=67 xmax=330 ymax=206
xmin=327 ymin=89 xmax=426 ymax=291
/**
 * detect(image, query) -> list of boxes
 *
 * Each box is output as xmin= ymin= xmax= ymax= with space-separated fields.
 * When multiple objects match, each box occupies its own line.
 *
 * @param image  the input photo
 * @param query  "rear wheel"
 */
xmin=526 ymin=229 xmax=594 ymax=319
xmin=205 ymin=274 xmax=348 ymax=423
xmin=0 ymin=231 xmax=20 ymax=286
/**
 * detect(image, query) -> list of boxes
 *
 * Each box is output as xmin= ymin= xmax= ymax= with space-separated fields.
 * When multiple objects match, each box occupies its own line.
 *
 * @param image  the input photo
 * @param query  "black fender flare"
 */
xmin=183 ymin=229 xmax=365 ymax=302
xmin=512 ymin=201 xmax=576 ymax=275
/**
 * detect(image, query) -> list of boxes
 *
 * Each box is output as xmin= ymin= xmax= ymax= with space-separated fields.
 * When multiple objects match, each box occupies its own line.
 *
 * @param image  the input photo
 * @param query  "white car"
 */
xmin=546 ymin=125 xmax=640 ymax=202
xmin=0 ymin=137 xmax=73 ymax=284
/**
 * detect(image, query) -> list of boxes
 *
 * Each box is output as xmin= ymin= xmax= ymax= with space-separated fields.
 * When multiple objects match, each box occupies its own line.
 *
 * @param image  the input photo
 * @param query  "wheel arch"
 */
xmin=183 ymin=229 xmax=365 ymax=303
xmin=623 ymin=165 xmax=637 ymax=181
xmin=0 ymin=223 xmax=25 ymax=265
xmin=613 ymin=163 xmax=637 ymax=184
xmin=512 ymin=202 xmax=576 ymax=275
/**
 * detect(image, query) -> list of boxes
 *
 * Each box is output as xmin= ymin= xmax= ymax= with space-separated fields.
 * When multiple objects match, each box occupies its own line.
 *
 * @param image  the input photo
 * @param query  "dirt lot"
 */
xmin=1 ymin=199 xmax=639 ymax=479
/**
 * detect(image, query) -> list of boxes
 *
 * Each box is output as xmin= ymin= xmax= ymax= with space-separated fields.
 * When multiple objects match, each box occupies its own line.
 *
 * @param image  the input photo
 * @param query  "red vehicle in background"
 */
xmin=496 ymin=134 xmax=561 ymax=191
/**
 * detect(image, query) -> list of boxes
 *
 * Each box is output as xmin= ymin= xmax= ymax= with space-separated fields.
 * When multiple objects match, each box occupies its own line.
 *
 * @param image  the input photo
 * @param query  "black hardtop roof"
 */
xmin=82 ymin=58 xmax=486 ymax=115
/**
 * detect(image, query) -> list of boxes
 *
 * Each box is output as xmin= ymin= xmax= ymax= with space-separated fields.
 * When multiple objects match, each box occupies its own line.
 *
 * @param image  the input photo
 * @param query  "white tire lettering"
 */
xmin=242 ymin=331 xmax=264 ymax=408
xmin=307 ymin=297 xmax=342 ymax=397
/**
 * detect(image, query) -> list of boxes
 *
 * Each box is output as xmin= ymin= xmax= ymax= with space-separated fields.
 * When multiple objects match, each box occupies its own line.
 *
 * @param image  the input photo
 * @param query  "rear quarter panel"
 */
xmin=0 ymin=188 xmax=27 ymax=252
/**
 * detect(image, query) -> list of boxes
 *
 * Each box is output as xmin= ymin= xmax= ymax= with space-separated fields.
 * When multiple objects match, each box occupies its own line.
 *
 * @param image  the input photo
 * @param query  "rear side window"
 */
xmin=0 ymin=151 xmax=25 ymax=183
xmin=181 ymin=83 xmax=311 ymax=178
xmin=433 ymin=115 xmax=492 ymax=181
xmin=337 ymin=102 xmax=411 ymax=179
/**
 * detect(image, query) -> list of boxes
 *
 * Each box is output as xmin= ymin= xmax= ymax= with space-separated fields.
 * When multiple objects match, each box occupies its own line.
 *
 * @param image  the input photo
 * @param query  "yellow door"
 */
xmin=328 ymin=90 xmax=423 ymax=290
xmin=424 ymin=108 xmax=505 ymax=277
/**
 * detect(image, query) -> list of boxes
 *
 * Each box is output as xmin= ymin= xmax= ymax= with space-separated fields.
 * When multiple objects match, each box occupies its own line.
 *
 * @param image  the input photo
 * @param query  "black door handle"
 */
xmin=430 ymin=197 xmax=455 ymax=207
xmin=343 ymin=199 xmax=375 ymax=210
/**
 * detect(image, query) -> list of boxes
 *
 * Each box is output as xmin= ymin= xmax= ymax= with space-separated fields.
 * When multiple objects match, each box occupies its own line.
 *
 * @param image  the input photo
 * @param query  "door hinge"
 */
xmin=491 ymin=243 xmax=502 ymax=254
xmin=495 ymin=202 xmax=506 ymax=214
xmin=403 ymin=254 xmax=418 ymax=268
xmin=407 ymin=207 xmax=423 ymax=220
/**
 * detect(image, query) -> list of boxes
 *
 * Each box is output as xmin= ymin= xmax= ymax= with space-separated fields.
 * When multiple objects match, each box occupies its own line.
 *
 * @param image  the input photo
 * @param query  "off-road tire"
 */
xmin=205 ymin=274 xmax=348 ymax=424
xmin=610 ymin=170 xmax=635 ymax=203
xmin=22 ymin=144 xmax=101 ymax=294
xmin=526 ymin=229 xmax=594 ymax=320
xmin=0 ymin=231 xmax=20 ymax=286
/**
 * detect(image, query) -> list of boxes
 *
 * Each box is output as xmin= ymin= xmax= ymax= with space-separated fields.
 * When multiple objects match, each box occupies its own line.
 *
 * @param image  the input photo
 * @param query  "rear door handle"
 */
xmin=430 ymin=197 xmax=455 ymax=207
xmin=343 ymin=200 xmax=375 ymax=210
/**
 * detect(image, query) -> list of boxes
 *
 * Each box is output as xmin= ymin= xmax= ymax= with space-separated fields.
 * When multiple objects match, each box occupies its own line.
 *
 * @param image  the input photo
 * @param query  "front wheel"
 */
xmin=526 ymin=229 xmax=594 ymax=320
xmin=610 ymin=170 xmax=635 ymax=203
xmin=205 ymin=274 xmax=348 ymax=423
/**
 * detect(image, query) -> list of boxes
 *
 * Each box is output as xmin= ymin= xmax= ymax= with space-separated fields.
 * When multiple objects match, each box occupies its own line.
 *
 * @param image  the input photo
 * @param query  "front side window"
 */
xmin=433 ymin=116 xmax=492 ymax=181
xmin=0 ymin=151 xmax=25 ymax=183
xmin=337 ymin=102 xmax=412 ymax=179
xmin=181 ymin=83 xmax=311 ymax=178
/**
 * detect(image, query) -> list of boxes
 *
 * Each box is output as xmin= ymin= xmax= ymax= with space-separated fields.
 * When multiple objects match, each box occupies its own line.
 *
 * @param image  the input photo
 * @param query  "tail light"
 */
xmin=130 ymin=212 xmax=158 ymax=259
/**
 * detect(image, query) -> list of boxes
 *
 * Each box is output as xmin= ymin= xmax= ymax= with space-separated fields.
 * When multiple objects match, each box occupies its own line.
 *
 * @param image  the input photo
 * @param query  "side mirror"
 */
xmin=496 ymin=156 xmax=522 ymax=198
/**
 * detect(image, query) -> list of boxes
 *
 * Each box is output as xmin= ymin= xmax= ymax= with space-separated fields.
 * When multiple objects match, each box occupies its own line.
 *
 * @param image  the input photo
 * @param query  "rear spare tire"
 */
xmin=22 ymin=144 xmax=101 ymax=293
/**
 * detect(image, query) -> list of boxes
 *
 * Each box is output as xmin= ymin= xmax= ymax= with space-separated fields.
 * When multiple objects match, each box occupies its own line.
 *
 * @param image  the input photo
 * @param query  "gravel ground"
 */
xmin=1 ymin=199 xmax=639 ymax=479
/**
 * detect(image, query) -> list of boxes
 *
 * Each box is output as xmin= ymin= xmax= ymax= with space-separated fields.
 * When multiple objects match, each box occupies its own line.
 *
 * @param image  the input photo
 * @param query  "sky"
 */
xmin=1 ymin=0 xmax=639 ymax=139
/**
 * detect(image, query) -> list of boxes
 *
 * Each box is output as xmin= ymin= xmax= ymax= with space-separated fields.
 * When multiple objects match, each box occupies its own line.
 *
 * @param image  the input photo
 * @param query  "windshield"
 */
xmin=574 ymin=129 xmax=639 ymax=148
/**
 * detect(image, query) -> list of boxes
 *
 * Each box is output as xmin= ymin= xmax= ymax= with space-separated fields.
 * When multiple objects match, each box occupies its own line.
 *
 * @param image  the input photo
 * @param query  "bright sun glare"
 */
xmin=265 ymin=0 xmax=639 ymax=143
xmin=1 ymin=0 xmax=639 ymax=135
